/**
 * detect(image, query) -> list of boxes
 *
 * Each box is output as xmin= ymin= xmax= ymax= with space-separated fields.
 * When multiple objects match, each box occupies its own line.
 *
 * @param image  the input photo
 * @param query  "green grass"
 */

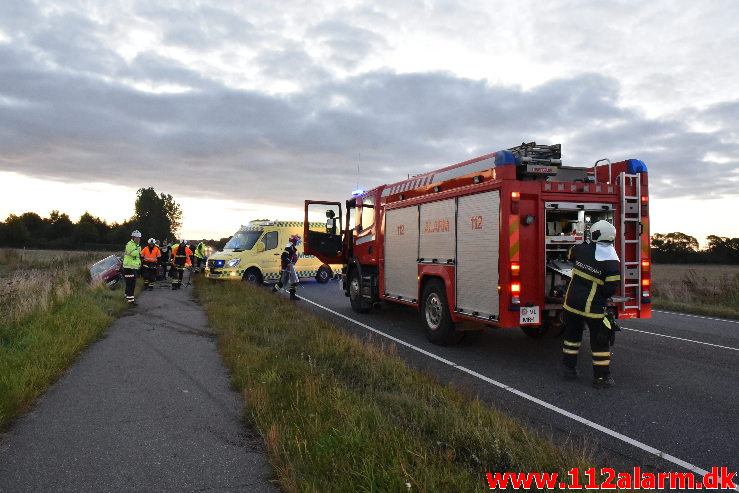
xmin=0 ymin=248 xmax=132 ymax=428
xmin=652 ymin=265 xmax=739 ymax=319
xmin=196 ymin=280 xmax=598 ymax=492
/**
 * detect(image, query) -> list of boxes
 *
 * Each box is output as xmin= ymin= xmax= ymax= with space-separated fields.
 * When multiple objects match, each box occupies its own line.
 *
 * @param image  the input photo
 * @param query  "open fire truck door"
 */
xmin=303 ymin=201 xmax=346 ymax=264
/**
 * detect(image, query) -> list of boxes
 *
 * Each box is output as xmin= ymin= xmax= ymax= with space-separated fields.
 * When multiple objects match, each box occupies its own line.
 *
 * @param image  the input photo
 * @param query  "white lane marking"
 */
xmin=620 ymin=327 xmax=739 ymax=352
xmin=300 ymin=296 xmax=724 ymax=484
xmin=653 ymin=309 xmax=739 ymax=325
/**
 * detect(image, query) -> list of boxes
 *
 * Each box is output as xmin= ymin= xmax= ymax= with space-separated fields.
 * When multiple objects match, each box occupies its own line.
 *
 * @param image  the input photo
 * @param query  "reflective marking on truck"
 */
xmin=509 ymin=216 xmax=520 ymax=261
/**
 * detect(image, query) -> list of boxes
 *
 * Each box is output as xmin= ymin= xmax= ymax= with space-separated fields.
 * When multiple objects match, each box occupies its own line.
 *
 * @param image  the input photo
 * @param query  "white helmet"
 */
xmin=148 ymin=238 xmax=156 ymax=245
xmin=590 ymin=220 xmax=616 ymax=243
xmin=131 ymin=230 xmax=142 ymax=238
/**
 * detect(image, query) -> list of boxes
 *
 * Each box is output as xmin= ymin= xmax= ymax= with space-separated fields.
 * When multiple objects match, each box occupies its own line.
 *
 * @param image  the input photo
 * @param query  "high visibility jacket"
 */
xmin=141 ymin=245 xmax=161 ymax=263
xmin=563 ymin=242 xmax=620 ymax=318
xmin=172 ymin=244 xmax=192 ymax=266
xmin=194 ymin=242 xmax=206 ymax=259
xmin=123 ymin=240 xmax=142 ymax=270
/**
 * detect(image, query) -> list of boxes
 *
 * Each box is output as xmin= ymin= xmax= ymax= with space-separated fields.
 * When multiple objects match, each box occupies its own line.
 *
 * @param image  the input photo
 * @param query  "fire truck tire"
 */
xmin=315 ymin=265 xmax=331 ymax=284
xmin=242 ymin=268 xmax=263 ymax=285
xmin=521 ymin=324 xmax=549 ymax=338
xmin=348 ymin=270 xmax=372 ymax=313
xmin=421 ymin=279 xmax=462 ymax=345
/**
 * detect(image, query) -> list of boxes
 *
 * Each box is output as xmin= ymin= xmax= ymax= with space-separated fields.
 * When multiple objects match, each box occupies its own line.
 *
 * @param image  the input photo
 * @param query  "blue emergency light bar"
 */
xmin=351 ymin=188 xmax=365 ymax=196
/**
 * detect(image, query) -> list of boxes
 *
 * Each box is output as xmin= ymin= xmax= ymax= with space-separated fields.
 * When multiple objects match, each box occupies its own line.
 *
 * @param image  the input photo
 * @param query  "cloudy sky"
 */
xmin=1 ymin=0 xmax=737 ymax=244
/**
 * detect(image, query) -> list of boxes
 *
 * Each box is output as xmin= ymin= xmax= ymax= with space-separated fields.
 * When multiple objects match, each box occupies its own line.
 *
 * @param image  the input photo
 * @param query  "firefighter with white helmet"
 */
xmin=140 ymin=238 xmax=161 ymax=291
xmin=562 ymin=220 xmax=621 ymax=388
xmin=272 ymin=234 xmax=302 ymax=300
xmin=122 ymin=230 xmax=143 ymax=305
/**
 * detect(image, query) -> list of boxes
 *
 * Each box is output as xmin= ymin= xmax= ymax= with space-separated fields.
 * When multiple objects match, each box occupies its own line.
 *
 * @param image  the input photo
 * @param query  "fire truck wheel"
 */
xmin=421 ymin=280 xmax=462 ymax=345
xmin=316 ymin=265 xmax=331 ymax=284
xmin=242 ymin=268 xmax=263 ymax=285
xmin=348 ymin=270 xmax=372 ymax=313
xmin=521 ymin=324 xmax=549 ymax=338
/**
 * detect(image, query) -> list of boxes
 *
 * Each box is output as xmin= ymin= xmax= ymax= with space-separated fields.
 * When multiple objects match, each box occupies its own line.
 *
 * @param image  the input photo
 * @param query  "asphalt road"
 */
xmin=292 ymin=279 xmax=739 ymax=486
xmin=0 ymin=281 xmax=278 ymax=493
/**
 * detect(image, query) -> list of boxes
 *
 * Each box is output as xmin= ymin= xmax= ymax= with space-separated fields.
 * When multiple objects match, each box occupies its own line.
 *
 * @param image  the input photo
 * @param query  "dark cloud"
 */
xmin=0 ymin=1 xmax=737 ymax=212
xmin=307 ymin=20 xmax=388 ymax=70
xmin=253 ymin=42 xmax=332 ymax=85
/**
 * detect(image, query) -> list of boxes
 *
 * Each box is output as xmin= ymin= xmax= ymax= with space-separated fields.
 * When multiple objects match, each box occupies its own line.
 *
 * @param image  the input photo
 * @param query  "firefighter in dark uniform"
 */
xmin=562 ymin=220 xmax=621 ymax=389
xmin=271 ymin=234 xmax=301 ymax=300
xmin=171 ymin=239 xmax=192 ymax=290
xmin=158 ymin=239 xmax=171 ymax=280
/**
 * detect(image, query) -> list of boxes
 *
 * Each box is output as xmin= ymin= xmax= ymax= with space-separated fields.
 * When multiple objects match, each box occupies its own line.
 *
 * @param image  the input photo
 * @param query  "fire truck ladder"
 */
xmin=618 ymin=172 xmax=642 ymax=311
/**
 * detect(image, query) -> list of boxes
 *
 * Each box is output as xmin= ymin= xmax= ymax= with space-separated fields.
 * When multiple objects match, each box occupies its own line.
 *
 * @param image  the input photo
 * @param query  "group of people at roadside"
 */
xmin=122 ymin=230 xmax=207 ymax=305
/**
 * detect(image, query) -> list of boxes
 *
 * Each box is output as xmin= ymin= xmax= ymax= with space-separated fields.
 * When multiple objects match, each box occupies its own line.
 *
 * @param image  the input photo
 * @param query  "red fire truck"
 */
xmin=304 ymin=142 xmax=651 ymax=344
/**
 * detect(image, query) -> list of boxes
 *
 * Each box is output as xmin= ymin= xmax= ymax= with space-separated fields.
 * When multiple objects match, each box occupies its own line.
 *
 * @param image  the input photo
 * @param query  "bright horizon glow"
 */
xmin=2 ymin=171 xmax=736 ymax=248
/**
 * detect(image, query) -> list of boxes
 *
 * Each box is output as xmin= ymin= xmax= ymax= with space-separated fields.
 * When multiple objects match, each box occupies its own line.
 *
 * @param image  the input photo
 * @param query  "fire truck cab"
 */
xmin=304 ymin=143 xmax=651 ymax=344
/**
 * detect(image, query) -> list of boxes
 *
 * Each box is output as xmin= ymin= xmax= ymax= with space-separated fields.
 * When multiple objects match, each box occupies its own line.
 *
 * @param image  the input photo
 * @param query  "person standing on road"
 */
xmin=168 ymin=240 xmax=178 ymax=278
xmin=158 ymin=239 xmax=170 ymax=280
xmin=272 ymin=234 xmax=301 ymax=300
xmin=561 ymin=220 xmax=621 ymax=389
xmin=193 ymin=240 xmax=207 ymax=273
xmin=122 ymin=230 xmax=142 ymax=305
xmin=171 ymin=239 xmax=192 ymax=290
xmin=140 ymin=238 xmax=161 ymax=291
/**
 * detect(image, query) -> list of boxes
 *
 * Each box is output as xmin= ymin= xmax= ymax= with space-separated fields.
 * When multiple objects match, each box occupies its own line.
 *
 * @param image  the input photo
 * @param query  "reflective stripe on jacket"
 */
xmin=141 ymin=245 xmax=161 ymax=263
xmin=123 ymin=240 xmax=142 ymax=269
xmin=172 ymin=245 xmax=192 ymax=266
xmin=563 ymin=242 xmax=620 ymax=318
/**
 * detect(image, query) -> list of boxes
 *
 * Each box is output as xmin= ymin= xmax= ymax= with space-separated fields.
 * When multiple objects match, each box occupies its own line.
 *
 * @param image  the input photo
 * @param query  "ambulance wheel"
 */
xmin=421 ymin=279 xmax=462 ymax=345
xmin=348 ymin=270 xmax=371 ymax=313
xmin=316 ymin=265 xmax=331 ymax=284
xmin=242 ymin=268 xmax=263 ymax=285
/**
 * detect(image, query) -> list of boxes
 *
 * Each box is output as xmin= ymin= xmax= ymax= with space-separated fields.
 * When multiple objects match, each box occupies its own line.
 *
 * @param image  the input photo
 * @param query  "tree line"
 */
xmin=2 ymin=196 xmax=737 ymax=263
xmin=651 ymin=232 xmax=739 ymax=264
xmin=0 ymin=188 xmax=184 ymax=251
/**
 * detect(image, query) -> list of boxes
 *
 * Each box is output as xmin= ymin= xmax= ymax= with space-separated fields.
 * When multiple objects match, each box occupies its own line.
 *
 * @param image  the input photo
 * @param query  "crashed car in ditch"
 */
xmin=89 ymin=255 xmax=123 ymax=288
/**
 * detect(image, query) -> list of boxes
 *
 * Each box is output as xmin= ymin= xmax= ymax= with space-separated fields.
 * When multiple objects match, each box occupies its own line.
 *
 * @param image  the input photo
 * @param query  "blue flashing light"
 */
xmin=494 ymin=150 xmax=517 ymax=166
xmin=351 ymin=188 xmax=365 ymax=197
xmin=627 ymin=159 xmax=648 ymax=173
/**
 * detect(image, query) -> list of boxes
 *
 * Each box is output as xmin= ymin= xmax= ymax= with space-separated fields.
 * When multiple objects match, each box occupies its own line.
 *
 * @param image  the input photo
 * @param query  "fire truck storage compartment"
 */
xmin=419 ymin=199 xmax=456 ymax=263
xmin=456 ymin=190 xmax=500 ymax=319
xmin=385 ymin=206 xmax=420 ymax=301
xmin=544 ymin=202 xmax=614 ymax=302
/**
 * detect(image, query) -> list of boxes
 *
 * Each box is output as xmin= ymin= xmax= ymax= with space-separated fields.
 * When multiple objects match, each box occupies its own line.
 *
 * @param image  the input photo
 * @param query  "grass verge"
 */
xmin=197 ymin=280 xmax=597 ymax=492
xmin=652 ymin=265 xmax=739 ymax=320
xmin=0 ymin=249 xmax=133 ymax=428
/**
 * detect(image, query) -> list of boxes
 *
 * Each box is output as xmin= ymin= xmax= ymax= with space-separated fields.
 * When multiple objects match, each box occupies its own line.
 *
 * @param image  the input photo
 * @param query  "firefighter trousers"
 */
xmin=123 ymin=268 xmax=137 ymax=303
xmin=142 ymin=262 xmax=157 ymax=289
xmin=172 ymin=262 xmax=186 ymax=289
xmin=562 ymin=310 xmax=612 ymax=378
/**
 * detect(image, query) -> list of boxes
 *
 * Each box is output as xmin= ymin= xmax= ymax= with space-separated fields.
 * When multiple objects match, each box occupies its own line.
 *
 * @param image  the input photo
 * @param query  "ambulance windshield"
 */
xmin=224 ymin=230 xmax=263 ymax=251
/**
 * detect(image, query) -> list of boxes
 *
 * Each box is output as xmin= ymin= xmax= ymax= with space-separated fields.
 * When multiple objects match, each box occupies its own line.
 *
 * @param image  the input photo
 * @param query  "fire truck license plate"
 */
xmin=520 ymin=307 xmax=540 ymax=325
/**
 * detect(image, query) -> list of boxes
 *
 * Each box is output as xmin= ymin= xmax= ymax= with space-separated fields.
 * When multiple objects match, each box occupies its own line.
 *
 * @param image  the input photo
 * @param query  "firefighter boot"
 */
xmin=592 ymin=376 xmax=615 ymax=389
xmin=289 ymin=288 xmax=300 ymax=301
